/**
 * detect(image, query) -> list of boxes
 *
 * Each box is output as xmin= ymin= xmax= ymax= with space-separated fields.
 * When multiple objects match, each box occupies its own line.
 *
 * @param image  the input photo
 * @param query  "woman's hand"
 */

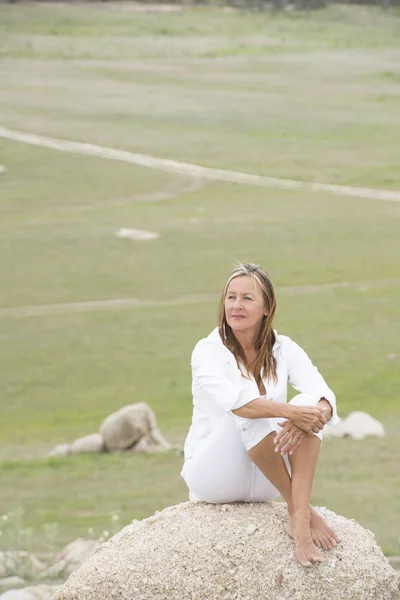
xmin=286 ymin=405 xmax=327 ymax=434
xmin=273 ymin=421 xmax=310 ymax=456
xmin=273 ymin=402 xmax=332 ymax=456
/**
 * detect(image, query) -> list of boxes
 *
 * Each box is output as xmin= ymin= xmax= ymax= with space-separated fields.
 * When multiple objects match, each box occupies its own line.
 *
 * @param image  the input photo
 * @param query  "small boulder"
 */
xmin=0 ymin=584 xmax=59 ymax=600
xmin=324 ymin=411 xmax=385 ymax=439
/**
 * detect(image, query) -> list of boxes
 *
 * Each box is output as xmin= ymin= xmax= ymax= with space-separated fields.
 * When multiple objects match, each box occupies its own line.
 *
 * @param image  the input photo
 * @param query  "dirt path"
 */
xmin=1 ymin=278 xmax=399 ymax=318
xmin=1 ymin=127 xmax=400 ymax=203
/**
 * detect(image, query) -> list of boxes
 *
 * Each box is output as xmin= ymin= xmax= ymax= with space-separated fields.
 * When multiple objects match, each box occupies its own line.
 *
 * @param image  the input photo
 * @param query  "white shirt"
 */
xmin=183 ymin=327 xmax=340 ymax=461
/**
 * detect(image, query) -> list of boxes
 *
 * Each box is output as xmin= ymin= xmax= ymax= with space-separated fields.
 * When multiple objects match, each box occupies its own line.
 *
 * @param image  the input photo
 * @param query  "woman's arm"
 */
xmin=232 ymin=397 xmax=292 ymax=420
xmin=233 ymin=398 xmax=327 ymax=432
xmin=284 ymin=337 xmax=339 ymax=427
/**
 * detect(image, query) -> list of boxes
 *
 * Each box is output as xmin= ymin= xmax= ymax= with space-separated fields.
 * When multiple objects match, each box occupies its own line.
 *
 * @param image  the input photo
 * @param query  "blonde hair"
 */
xmin=217 ymin=262 xmax=278 ymax=387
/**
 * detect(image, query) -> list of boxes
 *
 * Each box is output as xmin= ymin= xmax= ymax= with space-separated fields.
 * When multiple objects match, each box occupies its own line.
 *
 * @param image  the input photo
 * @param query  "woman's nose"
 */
xmin=233 ymin=297 xmax=243 ymax=309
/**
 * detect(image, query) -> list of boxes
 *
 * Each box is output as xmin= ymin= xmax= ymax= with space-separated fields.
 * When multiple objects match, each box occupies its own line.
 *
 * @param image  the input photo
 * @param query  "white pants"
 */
xmin=181 ymin=393 xmax=323 ymax=504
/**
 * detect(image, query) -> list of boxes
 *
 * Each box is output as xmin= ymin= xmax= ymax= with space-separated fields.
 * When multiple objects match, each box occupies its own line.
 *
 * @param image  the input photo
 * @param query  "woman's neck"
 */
xmin=233 ymin=330 xmax=257 ymax=355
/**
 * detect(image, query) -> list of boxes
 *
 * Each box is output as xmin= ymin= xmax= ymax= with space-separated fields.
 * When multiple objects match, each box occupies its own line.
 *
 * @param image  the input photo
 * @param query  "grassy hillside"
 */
xmin=0 ymin=2 xmax=399 ymax=556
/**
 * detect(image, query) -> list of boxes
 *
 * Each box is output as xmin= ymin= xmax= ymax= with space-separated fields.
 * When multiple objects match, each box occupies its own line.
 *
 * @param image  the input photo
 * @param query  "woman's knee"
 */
xmin=289 ymin=393 xmax=320 ymax=408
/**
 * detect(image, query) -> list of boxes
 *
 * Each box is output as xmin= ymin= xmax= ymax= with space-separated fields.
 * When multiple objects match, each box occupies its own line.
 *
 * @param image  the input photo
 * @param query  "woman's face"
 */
xmin=224 ymin=275 xmax=267 ymax=335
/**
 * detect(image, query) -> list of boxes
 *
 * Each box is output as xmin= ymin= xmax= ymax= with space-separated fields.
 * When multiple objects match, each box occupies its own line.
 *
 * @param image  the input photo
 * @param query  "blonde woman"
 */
xmin=181 ymin=263 xmax=341 ymax=567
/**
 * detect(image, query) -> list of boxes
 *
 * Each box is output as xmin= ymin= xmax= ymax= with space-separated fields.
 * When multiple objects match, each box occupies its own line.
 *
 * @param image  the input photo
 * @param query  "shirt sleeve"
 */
xmin=191 ymin=342 xmax=260 ymax=413
xmin=283 ymin=337 xmax=340 ymax=427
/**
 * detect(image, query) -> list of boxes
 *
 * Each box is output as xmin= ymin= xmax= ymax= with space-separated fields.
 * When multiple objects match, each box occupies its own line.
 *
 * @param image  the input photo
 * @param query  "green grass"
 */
xmin=0 ymin=2 xmax=399 ymax=557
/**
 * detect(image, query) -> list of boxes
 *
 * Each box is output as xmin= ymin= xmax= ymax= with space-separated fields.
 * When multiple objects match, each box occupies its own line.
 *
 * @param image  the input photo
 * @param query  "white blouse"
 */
xmin=183 ymin=327 xmax=340 ymax=461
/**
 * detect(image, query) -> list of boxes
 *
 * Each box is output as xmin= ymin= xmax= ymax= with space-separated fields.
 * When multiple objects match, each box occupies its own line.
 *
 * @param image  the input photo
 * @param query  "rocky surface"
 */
xmin=52 ymin=501 xmax=400 ymax=600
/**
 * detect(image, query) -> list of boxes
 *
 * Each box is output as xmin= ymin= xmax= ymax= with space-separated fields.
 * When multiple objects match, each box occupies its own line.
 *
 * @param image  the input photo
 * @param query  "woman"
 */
xmin=181 ymin=263 xmax=342 ymax=568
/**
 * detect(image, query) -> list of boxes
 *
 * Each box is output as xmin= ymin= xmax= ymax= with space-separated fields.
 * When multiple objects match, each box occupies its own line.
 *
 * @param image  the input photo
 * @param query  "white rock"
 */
xmin=324 ymin=411 xmax=385 ymax=439
xmin=246 ymin=524 xmax=258 ymax=535
xmin=69 ymin=434 xmax=104 ymax=455
xmin=0 ymin=584 xmax=59 ymax=600
xmin=52 ymin=502 xmax=399 ymax=600
xmin=0 ymin=165 xmax=6 ymax=174
xmin=47 ymin=444 xmax=70 ymax=458
xmin=0 ymin=578 xmax=25 ymax=591
xmin=116 ymin=228 xmax=159 ymax=241
xmin=99 ymin=403 xmax=170 ymax=453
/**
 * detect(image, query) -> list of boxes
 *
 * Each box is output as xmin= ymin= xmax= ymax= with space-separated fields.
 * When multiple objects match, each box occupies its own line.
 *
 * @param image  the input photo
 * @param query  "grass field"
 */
xmin=0 ymin=2 xmax=399 ymax=559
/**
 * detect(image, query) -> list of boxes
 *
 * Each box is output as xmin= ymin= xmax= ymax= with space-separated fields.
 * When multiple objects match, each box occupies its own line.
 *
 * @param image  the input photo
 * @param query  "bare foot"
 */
xmin=287 ymin=507 xmax=341 ymax=551
xmin=310 ymin=507 xmax=342 ymax=550
xmin=289 ymin=513 xmax=325 ymax=567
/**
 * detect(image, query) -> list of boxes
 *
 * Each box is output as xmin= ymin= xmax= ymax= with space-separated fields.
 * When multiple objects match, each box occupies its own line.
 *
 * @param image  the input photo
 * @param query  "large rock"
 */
xmin=99 ymin=403 xmax=171 ymax=453
xmin=52 ymin=501 xmax=399 ymax=600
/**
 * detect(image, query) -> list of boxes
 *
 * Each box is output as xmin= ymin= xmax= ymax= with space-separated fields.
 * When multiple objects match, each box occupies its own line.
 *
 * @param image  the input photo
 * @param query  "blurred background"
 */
xmin=0 ymin=0 xmax=399 ymax=573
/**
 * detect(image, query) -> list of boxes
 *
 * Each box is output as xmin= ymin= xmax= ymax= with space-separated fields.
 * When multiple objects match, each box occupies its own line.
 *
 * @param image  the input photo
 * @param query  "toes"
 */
xmin=311 ymin=531 xmax=321 ymax=548
xmin=310 ymin=549 xmax=325 ymax=564
xmin=320 ymin=538 xmax=330 ymax=551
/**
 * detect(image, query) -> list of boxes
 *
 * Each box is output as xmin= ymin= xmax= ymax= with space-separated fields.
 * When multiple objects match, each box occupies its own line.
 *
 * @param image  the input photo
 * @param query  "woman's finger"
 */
xmin=276 ymin=427 xmax=298 ymax=453
xmin=288 ymin=435 xmax=305 ymax=456
xmin=275 ymin=431 xmax=292 ymax=453
xmin=279 ymin=437 xmax=294 ymax=455
xmin=274 ymin=431 xmax=291 ymax=453
xmin=274 ymin=422 xmax=291 ymax=445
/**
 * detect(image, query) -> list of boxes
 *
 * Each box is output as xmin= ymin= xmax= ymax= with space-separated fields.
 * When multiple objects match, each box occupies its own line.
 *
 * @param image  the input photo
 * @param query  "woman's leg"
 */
xmin=248 ymin=431 xmax=325 ymax=566
xmin=287 ymin=434 xmax=326 ymax=566
xmin=246 ymin=395 xmax=341 ymax=567
xmin=288 ymin=435 xmax=340 ymax=554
